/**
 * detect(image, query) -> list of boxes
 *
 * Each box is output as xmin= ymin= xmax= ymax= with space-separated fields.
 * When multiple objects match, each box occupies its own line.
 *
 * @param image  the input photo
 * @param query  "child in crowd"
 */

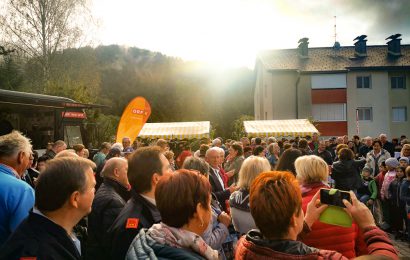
xmin=399 ymin=157 xmax=409 ymax=168
xmin=357 ymin=167 xmax=377 ymax=206
xmin=400 ymin=166 xmax=410 ymax=241
xmin=375 ymin=161 xmax=387 ymax=199
xmin=381 ymin=158 xmax=400 ymax=229
xmin=388 ymin=166 xmax=406 ymax=239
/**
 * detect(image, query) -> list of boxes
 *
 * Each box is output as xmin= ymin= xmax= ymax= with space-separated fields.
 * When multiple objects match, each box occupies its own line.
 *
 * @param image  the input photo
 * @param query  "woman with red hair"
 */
xmin=235 ymin=171 xmax=398 ymax=259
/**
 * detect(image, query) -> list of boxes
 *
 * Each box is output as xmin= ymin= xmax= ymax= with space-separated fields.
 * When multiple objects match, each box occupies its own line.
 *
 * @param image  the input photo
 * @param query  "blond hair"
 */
xmin=238 ymin=156 xmax=271 ymax=189
xmin=295 ymin=155 xmax=328 ymax=184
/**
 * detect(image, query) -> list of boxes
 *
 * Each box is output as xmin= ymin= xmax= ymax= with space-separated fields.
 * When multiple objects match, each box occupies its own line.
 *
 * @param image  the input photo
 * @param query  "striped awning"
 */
xmin=138 ymin=121 xmax=210 ymax=140
xmin=244 ymin=119 xmax=319 ymax=138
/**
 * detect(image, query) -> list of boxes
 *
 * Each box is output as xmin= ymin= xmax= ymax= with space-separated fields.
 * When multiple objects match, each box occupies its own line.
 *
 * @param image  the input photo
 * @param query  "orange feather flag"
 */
xmin=116 ymin=97 xmax=151 ymax=143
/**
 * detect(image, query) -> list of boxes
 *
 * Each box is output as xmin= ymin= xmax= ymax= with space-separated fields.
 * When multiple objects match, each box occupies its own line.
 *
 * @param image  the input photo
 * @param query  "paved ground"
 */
xmin=389 ymin=234 xmax=410 ymax=259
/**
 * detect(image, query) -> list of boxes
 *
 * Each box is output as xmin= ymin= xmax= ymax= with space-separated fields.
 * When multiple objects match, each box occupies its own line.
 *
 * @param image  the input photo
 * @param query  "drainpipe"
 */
xmin=295 ymin=70 xmax=301 ymax=119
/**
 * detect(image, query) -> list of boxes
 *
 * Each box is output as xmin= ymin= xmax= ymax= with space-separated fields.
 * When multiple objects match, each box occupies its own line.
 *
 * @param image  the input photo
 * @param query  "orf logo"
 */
xmin=132 ymin=109 xmax=148 ymax=116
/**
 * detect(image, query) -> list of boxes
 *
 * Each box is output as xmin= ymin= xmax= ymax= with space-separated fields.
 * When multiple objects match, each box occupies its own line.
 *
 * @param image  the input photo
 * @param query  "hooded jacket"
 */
xmin=331 ymin=159 xmax=366 ymax=191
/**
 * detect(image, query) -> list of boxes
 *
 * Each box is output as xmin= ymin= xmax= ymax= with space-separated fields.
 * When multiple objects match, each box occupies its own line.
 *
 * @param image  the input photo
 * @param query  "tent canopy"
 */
xmin=244 ymin=119 xmax=319 ymax=138
xmin=138 ymin=121 xmax=210 ymax=140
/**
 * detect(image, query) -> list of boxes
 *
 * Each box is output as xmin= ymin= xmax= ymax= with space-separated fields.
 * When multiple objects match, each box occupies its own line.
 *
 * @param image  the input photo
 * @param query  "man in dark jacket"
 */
xmin=44 ymin=140 xmax=67 ymax=159
xmin=107 ymin=146 xmax=173 ymax=260
xmin=313 ymin=141 xmax=333 ymax=165
xmin=87 ymin=157 xmax=130 ymax=259
xmin=380 ymin=133 xmax=395 ymax=157
xmin=0 ymin=157 xmax=96 ymax=260
xmin=359 ymin=136 xmax=373 ymax=158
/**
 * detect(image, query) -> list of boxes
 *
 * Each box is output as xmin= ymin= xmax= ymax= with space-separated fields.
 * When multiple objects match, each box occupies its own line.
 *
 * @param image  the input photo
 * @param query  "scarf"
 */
xmin=147 ymin=223 xmax=219 ymax=260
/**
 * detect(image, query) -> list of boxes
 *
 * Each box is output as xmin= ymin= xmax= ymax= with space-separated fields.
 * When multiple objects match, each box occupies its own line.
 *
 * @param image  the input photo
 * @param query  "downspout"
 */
xmin=295 ymin=70 xmax=301 ymax=119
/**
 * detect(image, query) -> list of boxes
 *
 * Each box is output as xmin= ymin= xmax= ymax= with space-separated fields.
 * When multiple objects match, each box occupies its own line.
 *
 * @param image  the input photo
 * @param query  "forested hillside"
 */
xmin=0 ymin=45 xmax=254 ymax=143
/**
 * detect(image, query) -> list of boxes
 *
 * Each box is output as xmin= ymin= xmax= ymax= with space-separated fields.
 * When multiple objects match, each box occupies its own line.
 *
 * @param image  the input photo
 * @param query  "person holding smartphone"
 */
xmin=235 ymin=171 xmax=398 ymax=260
xmin=295 ymin=155 xmax=367 ymax=258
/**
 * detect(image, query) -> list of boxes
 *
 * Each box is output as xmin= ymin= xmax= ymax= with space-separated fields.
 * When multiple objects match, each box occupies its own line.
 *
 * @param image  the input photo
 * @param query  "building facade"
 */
xmin=254 ymin=36 xmax=410 ymax=137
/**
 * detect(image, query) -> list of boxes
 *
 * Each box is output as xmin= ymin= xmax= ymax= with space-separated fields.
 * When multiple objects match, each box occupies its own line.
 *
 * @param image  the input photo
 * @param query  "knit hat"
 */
xmin=385 ymin=158 xmax=399 ymax=168
xmin=362 ymin=167 xmax=373 ymax=175
xmin=399 ymin=157 xmax=409 ymax=164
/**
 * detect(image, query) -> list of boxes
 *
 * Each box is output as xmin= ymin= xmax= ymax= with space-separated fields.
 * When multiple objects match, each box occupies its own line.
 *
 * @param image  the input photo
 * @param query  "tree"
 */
xmin=0 ymin=46 xmax=23 ymax=90
xmin=231 ymin=115 xmax=254 ymax=140
xmin=0 ymin=0 xmax=94 ymax=86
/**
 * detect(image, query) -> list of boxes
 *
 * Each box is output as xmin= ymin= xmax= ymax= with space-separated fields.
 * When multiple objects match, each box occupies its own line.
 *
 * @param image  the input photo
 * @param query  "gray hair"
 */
xmin=212 ymin=138 xmax=221 ymax=147
xmin=182 ymin=156 xmax=210 ymax=176
xmin=379 ymin=133 xmax=387 ymax=138
xmin=205 ymin=147 xmax=220 ymax=158
xmin=0 ymin=131 xmax=32 ymax=159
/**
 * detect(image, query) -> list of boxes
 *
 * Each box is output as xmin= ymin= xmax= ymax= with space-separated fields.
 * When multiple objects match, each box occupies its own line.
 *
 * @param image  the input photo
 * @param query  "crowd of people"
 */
xmin=0 ymin=130 xmax=409 ymax=259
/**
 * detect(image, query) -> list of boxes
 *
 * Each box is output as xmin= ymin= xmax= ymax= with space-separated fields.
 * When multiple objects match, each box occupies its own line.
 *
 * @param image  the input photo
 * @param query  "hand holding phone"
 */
xmin=319 ymin=189 xmax=353 ymax=227
xmin=320 ymin=188 xmax=351 ymax=208
xmin=342 ymin=191 xmax=376 ymax=229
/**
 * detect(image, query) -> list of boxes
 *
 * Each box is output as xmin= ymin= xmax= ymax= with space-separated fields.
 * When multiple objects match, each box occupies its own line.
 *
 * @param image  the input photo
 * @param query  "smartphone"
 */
xmin=320 ymin=188 xmax=351 ymax=208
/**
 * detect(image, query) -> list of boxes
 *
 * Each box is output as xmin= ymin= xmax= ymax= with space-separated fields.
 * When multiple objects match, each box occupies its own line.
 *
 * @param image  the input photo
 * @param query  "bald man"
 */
xmin=86 ymin=158 xmax=130 ymax=259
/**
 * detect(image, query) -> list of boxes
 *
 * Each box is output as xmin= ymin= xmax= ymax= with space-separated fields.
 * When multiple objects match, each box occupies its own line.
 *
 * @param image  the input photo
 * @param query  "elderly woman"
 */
xmin=182 ymin=157 xmax=231 ymax=257
xmin=229 ymin=156 xmax=271 ymax=235
xmin=235 ymin=171 xmax=398 ymax=259
xmin=224 ymin=142 xmax=245 ymax=185
xmin=332 ymin=148 xmax=366 ymax=192
xmin=366 ymin=140 xmax=391 ymax=176
xmin=127 ymin=169 xmax=219 ymax=259
xmin=295 ymin=155 xmax=366 ymax=258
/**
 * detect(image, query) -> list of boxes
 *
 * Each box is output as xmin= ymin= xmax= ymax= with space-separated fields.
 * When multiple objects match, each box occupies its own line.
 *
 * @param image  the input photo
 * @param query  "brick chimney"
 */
xmin=386 ymin=34 xmax=402 ymax=57
xmin=353 ymin=35 xmax=367 ymax=57
xmin=298 ymin=38 xmax=309 ymax=58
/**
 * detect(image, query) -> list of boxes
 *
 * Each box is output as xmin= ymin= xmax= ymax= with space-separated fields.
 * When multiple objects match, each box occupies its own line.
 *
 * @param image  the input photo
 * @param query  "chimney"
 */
xmin=353 ymin=35 xmax=367 ymax=57
xmin=298 ymin=38 xmax=309 ymax=58
xmin=386 ymin=34 xmax=402 ymax=57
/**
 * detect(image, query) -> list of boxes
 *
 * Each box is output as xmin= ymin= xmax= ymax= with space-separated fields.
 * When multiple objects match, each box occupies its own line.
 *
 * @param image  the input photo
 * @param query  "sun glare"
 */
xmin=92 ymin=0 xmax=364 ymax=68
xmin=93 ymin=0 xmax=292 ymax=68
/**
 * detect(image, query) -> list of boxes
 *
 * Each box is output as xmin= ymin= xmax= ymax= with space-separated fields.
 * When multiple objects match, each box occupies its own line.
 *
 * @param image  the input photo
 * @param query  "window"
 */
xmin=357 ymin=107 xmax=372 ymax=121
xmin=312 ymin=103 xmax=346 ymax=121
xmin=391 ymin=76 xmax=406 ymax=89
xmin=311 ymin=74 xmax=347 ymax=89
xmin=64 ymin=125 xmax=83 ymax=147
xmin=392 ymin=107 xmax=407 ymax=122
xmin=357 ymin=76 xmax=371 ymax=88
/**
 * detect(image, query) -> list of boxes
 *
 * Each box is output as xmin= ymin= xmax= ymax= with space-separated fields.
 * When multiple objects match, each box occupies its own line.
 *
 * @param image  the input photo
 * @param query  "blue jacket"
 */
xmin=400 ymin=179 xmax=410 ymax=206
xmin=0 ymin=164 xmax=35 ymax=246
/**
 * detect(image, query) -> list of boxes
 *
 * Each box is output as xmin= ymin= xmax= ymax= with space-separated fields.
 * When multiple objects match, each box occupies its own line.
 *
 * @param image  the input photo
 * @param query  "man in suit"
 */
xmin=206 ymin=147 xmax=238 ymax=211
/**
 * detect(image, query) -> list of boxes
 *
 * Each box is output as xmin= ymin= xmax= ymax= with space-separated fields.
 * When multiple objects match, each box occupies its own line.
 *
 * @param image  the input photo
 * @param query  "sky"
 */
xmin=92 ymin=0 xmax=410 ymax=68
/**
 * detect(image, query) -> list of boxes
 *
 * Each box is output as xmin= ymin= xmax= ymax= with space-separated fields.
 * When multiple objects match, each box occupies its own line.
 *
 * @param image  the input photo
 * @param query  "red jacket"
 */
xmin=374 ymin=171 xmax=386 ymax=199
xmin=300 ymin=183 xmax=367 ymax=258
xmin=176 ymin=150 xmax=192 ymax=169
xmin=235 ymin=227 xmax=398 ymax=260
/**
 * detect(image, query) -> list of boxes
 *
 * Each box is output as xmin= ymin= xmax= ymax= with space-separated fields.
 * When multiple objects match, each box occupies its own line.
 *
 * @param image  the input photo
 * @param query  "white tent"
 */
xmin=138 ymin=121 xmax=210 ymax=140
xmin=244 ymin=119 xmax=319 ymax=138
